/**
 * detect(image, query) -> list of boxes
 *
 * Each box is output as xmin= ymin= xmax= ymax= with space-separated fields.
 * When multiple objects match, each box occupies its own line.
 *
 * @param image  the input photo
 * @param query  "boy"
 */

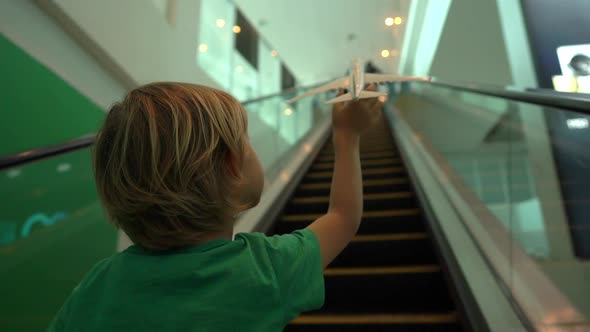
xmin=48 ymin=82 xmax=381 ymax=331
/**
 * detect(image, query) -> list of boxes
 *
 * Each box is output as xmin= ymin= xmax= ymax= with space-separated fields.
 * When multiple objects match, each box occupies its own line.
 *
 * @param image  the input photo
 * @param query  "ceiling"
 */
xmin=235 ymin=0 xmax=411 ymax=85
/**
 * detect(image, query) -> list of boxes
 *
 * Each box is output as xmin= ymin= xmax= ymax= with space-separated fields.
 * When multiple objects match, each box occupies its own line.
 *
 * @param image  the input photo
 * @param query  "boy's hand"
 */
xmin=332 ymin=86 xmax=383 ymax=136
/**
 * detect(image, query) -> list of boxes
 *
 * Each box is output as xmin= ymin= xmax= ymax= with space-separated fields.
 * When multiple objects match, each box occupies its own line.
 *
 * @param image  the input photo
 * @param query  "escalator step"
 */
xmin=292 ymin=192 xmax=413 ymax=203
xmin=296 ymin=178 xmax=411 ymax=196
xmin=319 ymin=266 xmax=454 ymax=313
xmin=329 ymin=233 xmax=437 ymax=267
xmin=302 ymin=168 xmax=407 ymax=184
xmin=274 ymin=210 xmax=424 ymax=235
xmin=306 ymin=167 xmax=405 ymax=179
xmin=311 ymin=157 xmax=402 ymax=170
xmin=284 ymin=192 xmax=416 ymax=214
xmin=316 ymin=151 xmax=398 ymax=161
xmin=273 ymin=120 xmax=462 ymax=331
xmin=281 ymin=209 xmax=420 ymax=222
xmin=285 ymin=313 xmax=461 ymax=332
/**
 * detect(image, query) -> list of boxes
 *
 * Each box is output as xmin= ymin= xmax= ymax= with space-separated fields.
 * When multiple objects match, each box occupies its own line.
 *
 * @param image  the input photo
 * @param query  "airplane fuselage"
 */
xmin=350 ymin=58 xmax=364 ymax=100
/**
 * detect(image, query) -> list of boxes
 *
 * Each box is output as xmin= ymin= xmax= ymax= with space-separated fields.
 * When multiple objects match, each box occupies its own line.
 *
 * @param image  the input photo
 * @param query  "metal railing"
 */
xmin=2 ymin=79 xmax=589 ymax=171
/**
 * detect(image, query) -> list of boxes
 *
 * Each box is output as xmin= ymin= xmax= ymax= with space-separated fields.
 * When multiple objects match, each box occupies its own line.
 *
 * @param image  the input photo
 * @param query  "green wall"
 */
xmin=0 ymin=36 xmax=117 ymax=331
xmin=0 ymin=35 xmax=105 ymax=156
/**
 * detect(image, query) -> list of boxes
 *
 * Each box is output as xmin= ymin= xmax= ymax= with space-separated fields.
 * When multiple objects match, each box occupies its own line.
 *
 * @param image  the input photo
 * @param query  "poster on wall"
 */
xmin=553 ymin=44 xmax=590 ymax=93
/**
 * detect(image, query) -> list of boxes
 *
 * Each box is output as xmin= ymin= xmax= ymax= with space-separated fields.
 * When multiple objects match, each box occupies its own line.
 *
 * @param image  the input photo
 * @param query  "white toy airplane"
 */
xmin=287 ymin=58 xmax=431 ymax=104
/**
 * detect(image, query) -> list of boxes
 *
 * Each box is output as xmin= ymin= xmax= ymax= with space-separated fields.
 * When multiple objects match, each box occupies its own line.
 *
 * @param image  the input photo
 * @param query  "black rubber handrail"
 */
xmin=2 ymin=79 xmax=589 ymax=171
xmin=429 ymin=79 xmax=590 ymax=115
xmin=0 ymin=83 xmax=325 ymax=171
xmin=0 ymin=135 xmax=95 ymax=171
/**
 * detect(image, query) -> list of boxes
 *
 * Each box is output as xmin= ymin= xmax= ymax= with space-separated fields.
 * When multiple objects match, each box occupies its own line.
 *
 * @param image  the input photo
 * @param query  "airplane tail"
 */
xmin=357 ymin=90 xmax=387 ymax=99
xmin=325 ymin=90 xmax=387 ymax=104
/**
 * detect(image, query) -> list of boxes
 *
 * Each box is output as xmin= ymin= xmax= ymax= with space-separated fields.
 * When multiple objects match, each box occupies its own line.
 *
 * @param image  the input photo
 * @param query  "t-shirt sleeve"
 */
xmin=249 ymin=229 xmax=325 ymax=320
xmin=267 ymin=229 xmax=325 ymax=319
xmin=46 ymin=293 xmax=73 ymax=332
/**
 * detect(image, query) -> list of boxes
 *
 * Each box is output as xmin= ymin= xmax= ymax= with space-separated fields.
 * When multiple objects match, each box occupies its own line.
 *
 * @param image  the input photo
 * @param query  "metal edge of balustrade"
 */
xmin=381 ymin=102 xmax=488 ymax=332
xmin=387 ymin=94 xmax=585 ymax=330
xmin=0 ymin=135 xmax=95 ymax=171
xmin=234 ymin=116 xmax=332 ymax=235
xmin=0 ymin=83 xmax=327 ymax=172
xmin=381 ymin=101 xmax=528 ymax=332
xmin=429 ymin=80 xmax=590 ymax=115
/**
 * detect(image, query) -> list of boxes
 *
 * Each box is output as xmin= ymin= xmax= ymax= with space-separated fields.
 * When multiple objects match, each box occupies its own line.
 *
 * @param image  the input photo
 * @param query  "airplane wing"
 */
xmin=325 ymin=92 xmax=353 ymax=104
xmin=364 ymin=73 xmax=431 ymax=84
xmin=286 ymin=77 xmax=349 ymax=104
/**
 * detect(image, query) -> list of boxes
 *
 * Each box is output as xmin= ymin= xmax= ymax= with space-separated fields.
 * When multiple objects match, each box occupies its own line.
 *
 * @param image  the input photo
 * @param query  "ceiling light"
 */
xmin=57 ymin=163 xmax=72 ymax=173
xmin=216 ymin=19 xmax=226 ymax=28
xmin=198 ymin=43 xmax=208 ymax=53
xmin=381 ymin=50 xmax=390 ymax=58
xmin=7 ymin=169 xmax=21 ymax=179
xmin=280 ymin=171 xmax=290 ymax=182
xmin=385 ymin=17 xmax=394 ymax=26
xmin=232 ymin=25 xmax=241 ymax=33
xmin=284 ymin=108 xmax=293 ymax=116
xmin=271 ymin=50 xmax=278 ymax=57
xmin=236 ymin=65 xmax=243 ymax=73
xmin=394 ymin=17 xmax=403 ymax=25
xmin=567 ymin=118 xmax=589 ymax=129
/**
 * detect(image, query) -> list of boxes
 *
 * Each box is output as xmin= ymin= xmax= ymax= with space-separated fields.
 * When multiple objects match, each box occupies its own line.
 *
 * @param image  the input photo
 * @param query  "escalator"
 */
xmin=273 ymin=120 xmax=463 ymax=331
xmin=5 ymin=76 xmax=585 ymax=331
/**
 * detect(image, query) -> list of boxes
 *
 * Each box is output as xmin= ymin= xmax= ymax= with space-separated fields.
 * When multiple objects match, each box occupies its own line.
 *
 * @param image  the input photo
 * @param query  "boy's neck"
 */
xmin=197 ymin=228 xmax=234 ymax=244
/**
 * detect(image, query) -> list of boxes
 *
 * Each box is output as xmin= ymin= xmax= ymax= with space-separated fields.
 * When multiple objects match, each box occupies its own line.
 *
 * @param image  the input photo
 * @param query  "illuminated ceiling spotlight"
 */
xmin=216 ymin=19 xmax=226 ymax=28
xmin=284 ymin=108 xmax=293 ymax=116
xmin=385 ymin=17 xmax=394 ymax=26
xmin=232 ymin=25 xmax=241 ymax=33
xmin=198 ymin=43 xmax=208 ymax=53
xmin=271 ymin=50 xmax=278 ymax=57
xmin=381 ymin=49 xmax=390 ymax=58
xmin=567 ymin=118 xmax=589 ymax=129
xmin=394 ymin=17 xmax=403 ymax=25
xmin=57 ymin=163 xmax=72 ymax=173
xmin=236 ymin=65 xmax=244 ymax=73
xmin=280 ymin=171 xmax=290 ymax=182
xmin=7 ymin=169 xmax=21 ymax=179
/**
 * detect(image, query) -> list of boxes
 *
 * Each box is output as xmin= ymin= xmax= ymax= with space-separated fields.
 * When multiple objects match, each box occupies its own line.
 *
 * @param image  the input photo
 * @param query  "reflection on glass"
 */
xmin=397 ymin=82 xmax=590 ymax=327
xmin=198 ymin=0 xmax=235 ymax=88
xmin=1 ymin=85 xmax=333 ymax=331
xmin=0 ymin=149 xmax=117 ymax=331
xmin=244 ymin=87 xmax=331 ymax=176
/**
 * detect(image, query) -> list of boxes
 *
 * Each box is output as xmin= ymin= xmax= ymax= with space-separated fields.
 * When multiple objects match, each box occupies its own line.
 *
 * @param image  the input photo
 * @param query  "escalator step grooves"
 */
xmin=272 ymin=120 xmax=462 ymax=331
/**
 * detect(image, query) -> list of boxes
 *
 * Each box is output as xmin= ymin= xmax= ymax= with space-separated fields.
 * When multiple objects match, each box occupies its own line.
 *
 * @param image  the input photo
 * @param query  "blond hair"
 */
xmin=93 ymin=82 xmax=248 ymax=251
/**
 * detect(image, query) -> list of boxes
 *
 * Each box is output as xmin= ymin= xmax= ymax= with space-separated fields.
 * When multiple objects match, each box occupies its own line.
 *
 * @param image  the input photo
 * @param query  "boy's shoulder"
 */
xmin=76 ymin=256 xmax=113 ymax=289
xmin=235 ymin=229 xmax=316 ymax=256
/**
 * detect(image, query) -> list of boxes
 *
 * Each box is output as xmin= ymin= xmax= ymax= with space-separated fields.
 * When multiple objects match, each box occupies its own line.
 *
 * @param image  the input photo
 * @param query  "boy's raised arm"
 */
xmin=307 ymin=92 xmax=381 ymax=268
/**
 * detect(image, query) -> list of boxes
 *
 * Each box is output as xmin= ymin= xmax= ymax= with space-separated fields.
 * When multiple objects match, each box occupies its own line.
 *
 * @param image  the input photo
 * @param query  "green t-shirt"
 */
xmin=47 ymin=229 xmax=325 ymax=331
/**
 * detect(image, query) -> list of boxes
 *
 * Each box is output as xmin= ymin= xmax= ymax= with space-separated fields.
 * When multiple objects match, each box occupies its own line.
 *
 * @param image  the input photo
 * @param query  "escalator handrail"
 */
xmin=242 ymin=81 xmax=326 ymax=105
xmin=4 ymin=77 xmax=587 ymax=171
xmin=0 ymin=82 xmax=326 ymax=171
xmin=429 ymin=79 xmax=590 ymax=115
xmin=0 ymin=135 xmax=95 ymax=171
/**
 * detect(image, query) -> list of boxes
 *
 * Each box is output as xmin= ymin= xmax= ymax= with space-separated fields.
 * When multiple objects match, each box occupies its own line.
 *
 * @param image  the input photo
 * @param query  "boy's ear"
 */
xmin=225 ymin=150 xmax=242 ymax=178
